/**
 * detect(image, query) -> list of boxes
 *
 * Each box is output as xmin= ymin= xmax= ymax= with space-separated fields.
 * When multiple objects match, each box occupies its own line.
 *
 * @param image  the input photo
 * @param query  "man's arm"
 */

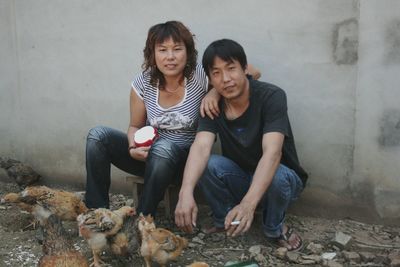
xmin=175 ymin=131 xmax=216 ymax=233
xmin=225 ymin=131 xmax=284 ymax=237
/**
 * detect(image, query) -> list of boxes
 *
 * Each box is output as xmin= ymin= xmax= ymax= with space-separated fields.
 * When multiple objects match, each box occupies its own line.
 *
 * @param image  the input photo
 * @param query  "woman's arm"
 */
xmin=127 ymin=88 xmax=148 ymax=161
xmin=200 ymin=63 xmax=262 ymax=119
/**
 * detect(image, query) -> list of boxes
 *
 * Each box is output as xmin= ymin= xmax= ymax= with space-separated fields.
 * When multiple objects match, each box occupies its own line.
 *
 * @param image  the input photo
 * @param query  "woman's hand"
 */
xmin=129 ymin=146 xmax=150 ymax=161
xmin=200 ymin=88 xmax=220 ymax=119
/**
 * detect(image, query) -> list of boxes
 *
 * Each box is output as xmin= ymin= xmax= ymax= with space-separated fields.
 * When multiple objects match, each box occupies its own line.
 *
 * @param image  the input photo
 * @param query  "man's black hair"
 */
xmin=202 ymin=39 xmax=247 ymax=77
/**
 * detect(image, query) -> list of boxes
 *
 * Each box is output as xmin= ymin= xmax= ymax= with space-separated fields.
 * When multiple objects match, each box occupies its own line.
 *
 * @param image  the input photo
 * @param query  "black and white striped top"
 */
xmin=131 ymin=64 xmax=208 ymax=148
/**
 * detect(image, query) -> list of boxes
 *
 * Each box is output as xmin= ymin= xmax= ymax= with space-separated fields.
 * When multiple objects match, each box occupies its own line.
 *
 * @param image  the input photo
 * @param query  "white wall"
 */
xmin=1 ymin=0 xmax=399 ymax=224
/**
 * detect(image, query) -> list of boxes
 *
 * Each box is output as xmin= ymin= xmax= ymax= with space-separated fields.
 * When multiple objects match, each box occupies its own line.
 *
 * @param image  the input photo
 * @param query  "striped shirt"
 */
xmin=131 ymin=64 xmax=208 ymax=148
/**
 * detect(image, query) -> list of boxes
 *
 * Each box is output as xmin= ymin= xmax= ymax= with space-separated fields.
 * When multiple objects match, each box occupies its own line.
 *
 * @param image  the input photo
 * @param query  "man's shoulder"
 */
xmin=249 ymin=80 xmax=286 ymax=100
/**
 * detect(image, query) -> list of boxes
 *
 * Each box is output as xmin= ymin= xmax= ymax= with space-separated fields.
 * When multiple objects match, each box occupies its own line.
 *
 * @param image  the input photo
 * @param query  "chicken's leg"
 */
xmin=90 ymin=250 xmax=105 ymax=267
xmin=144 ymin=256 xmax=152 ymax=267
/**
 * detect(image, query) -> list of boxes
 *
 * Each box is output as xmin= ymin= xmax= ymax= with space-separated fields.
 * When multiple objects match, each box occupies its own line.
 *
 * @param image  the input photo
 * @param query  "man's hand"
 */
xmin=224 ymin=202 xmax=256 ymax=237
xmin=175 ymin=192 xmax=198 ymax=233
xmin=200 ymin=88 xmax=220 ymax=119
xmin=129 ymin=146 xmax=150 ymax=161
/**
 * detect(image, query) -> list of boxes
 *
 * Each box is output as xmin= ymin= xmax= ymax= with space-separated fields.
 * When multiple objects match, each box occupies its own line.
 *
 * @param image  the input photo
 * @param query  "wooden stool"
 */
xmin=126 ymin=175 xmax=174 ymax=218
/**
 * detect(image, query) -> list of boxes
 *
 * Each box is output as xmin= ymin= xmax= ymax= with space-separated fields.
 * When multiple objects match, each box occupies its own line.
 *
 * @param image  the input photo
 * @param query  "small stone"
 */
xmin=389 ymin=251 xmax=400 ymax=267
xmin=191 ymin=237 xmax=205 ymax=245
xmin=215 ymin=254 xmax=224 ymax=261
xmin=302 ymin=254 xmax=322 ymax=263
xmin=359 ymin=251 xmax=375 ymax=262
xmin=323 ymin=260 xmax=343 ymax=267
xmin=391 ymin=258 xmax=400 ymax=267
xmin=248 ymin=245 xmax=262 ymax=255
xmin=197 ymin=232 xmax=205 ymax=239
xmin=331 ymin=231 xmax=352 ymax=250
xmin=306 ymin=242 xmax=323 ymax=254
xmin=374 ymin=254 xmax=390 ymax=265
xmin=188 ymin=242 xmax=197 ymax=248
xmin=322 ymin=252 xmax=337 ymax=260
xmin=286 ymin=251 xmax=300 ymax=263
xmin=301 ymin=259 xmax=318 ymax=265
xmin=274 ymin=247 xmax=287 ymax=259
xmin=342 ymin=251 xmax=361 ymax=263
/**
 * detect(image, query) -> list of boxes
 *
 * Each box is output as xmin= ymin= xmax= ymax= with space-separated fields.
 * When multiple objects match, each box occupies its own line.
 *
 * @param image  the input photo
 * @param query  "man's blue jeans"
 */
xmin=198 ymin=155 xmax=303 ymax=238
xmin=85 ymin=126 xmax=188 ymax=216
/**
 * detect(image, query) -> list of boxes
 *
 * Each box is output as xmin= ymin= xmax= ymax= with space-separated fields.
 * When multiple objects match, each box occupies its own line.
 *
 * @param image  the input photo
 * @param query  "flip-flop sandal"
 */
xmin=266 ymin=226 xmax=303 ymax=252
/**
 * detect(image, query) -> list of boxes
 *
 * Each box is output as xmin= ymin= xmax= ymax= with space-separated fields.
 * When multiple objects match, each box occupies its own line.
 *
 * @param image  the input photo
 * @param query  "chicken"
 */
xmin=77 ymin=206 xmax=136 ymax=267
xmin=138 ymin=214 xmax=188 ymax=267
xmin=109 ymin=214 xmax=140 ymax=257
xmin=0 ymin=185 xmax=88 ymax=221
xmin=32 ymin=204 xmax=89 ymax=267
xmin=0 ymin=157 xmax=41 ymax=188
xmin=187 ymin=262 xmax=210 ymax=267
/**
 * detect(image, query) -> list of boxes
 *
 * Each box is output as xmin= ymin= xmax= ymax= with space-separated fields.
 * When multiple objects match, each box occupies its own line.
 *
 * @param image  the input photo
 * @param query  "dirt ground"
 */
xmin=0 ymin=181 xmax=399 ymax=267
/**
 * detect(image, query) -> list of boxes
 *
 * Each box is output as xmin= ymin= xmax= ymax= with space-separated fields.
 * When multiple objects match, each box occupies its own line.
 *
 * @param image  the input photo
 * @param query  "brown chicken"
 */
xmin=0 ymin=157 xmax=41 ymax=188
xmin=0 ymin=185 xmax=88 ymax=221
xmin=138 ymin=214 xmax=188 ymax=267
xmin=77 ymin=206 xmax=136 ymax=267
xmin=109 ymin=214 xmax=140 ymax=257
xmin=32 ymin=204 xmax=89 ymax=267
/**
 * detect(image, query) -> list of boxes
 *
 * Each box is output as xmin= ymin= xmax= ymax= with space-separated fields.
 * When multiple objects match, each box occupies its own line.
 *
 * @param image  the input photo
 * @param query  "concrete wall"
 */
xmin=1 ymin=0 xmax=399 ymax=224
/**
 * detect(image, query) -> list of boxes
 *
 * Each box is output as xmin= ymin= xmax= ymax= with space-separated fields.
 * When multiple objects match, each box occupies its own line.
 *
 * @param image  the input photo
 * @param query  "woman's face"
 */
xmin=154 ymin=37 xmax=187 ymax=79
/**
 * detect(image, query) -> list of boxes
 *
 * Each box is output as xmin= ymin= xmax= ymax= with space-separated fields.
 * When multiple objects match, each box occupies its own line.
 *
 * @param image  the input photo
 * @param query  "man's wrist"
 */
xmin=128 ymin=145 xmax=136 ymax=152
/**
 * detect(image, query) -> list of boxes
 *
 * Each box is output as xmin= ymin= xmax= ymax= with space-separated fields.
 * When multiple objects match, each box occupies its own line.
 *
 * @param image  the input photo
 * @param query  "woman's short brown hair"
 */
xmin=142 ymin=21 xmax=197 ymax=89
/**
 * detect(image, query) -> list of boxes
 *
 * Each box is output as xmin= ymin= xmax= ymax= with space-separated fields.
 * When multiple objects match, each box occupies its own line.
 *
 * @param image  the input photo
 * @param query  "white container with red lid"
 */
xmin=134 ymin=126 xmax=158 ymax=147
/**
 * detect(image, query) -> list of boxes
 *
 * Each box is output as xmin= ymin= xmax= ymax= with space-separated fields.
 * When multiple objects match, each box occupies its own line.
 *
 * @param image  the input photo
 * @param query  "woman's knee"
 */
xmin=149 ymin=139 xmax=186 ymax=160
xmin=87 ymin=126 xmax=110 ymax=142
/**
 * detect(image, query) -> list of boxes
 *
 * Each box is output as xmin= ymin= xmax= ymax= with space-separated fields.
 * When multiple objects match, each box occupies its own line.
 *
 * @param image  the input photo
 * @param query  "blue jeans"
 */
xmin=85 ymin=126 xmax=188 ymax=216
xmin=198 ymin=155 xmax=303 ymax=238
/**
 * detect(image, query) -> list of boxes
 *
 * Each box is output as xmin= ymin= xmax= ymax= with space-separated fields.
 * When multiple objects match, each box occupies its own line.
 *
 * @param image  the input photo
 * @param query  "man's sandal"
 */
xmin=266 ymin=226 xmax=303 ymax=252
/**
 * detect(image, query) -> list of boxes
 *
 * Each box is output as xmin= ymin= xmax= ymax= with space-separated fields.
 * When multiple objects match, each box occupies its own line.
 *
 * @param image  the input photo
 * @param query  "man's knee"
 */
xmin=267 ymin=168 xmax=292 ymax=201
xmin=205 ymin=154 xmax=225 ymax=173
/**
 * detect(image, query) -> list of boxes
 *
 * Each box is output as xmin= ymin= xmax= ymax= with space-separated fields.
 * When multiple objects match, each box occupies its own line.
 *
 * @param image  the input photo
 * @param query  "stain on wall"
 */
xmin=374 ymin=187 xmax=400 ymax=219
xmin=332 ymin=18 xmax=358 ymax=65
xmin=378 ymin=109 xmax=400 ymax=147
xmin=384 ymin=20 xmax=400 ymax=65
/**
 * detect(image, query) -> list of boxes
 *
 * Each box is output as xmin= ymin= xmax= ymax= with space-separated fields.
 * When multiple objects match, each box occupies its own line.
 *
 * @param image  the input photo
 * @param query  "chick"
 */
xmin=138 ymin=214 xmax=188 ymax=267
xmin=0 ymin=157 xmax=41 ymax=188
xmin=109 ymin=214 xmax=140 ymax=257
xmin=32 ymin=204 xmax=89 ymax=267
xmin=77 ymin=206 xmax=136 ymax=267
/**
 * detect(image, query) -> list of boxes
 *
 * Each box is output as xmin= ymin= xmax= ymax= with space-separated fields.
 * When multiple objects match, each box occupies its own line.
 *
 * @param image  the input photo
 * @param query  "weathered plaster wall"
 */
xmin=0 ymin=0 xmax=399 ymax=224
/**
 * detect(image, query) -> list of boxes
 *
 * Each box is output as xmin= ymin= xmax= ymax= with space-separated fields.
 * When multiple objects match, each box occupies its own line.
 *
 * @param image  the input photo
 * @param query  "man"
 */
xmin=175 ymin=39 xmax=308 ymax=251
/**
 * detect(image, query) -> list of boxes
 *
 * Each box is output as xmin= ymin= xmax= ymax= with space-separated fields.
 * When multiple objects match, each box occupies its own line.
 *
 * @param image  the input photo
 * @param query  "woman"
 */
xmin=85 ymin=21 xmax=259 ymax=216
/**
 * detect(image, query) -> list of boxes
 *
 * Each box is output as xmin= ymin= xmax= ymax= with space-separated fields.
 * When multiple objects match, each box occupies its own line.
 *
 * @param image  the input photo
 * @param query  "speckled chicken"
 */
xmin=32 ymin=204 xmax=89 ymax=267
xmin=0 ymin=185 xmax=88 ymax=221
xmin=0 ymin=157 xmax=41 ymax=188
xmin=77 ymin=206 xmax=136 ymax=267
xmin=109 ymin=213 xmax=140 ymax=257
xmin=138 ymin=214 xmax=188 ymax=267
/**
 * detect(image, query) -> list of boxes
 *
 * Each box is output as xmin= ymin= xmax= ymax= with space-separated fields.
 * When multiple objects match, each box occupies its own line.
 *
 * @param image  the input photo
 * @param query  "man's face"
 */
xmin=209 ymin=57 xmax=248 ymax=100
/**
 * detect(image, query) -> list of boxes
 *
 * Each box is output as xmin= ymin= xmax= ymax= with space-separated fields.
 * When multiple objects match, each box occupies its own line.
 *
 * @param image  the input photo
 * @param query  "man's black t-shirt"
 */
xmin=197 ymin=79 xmax=308 ymax=186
